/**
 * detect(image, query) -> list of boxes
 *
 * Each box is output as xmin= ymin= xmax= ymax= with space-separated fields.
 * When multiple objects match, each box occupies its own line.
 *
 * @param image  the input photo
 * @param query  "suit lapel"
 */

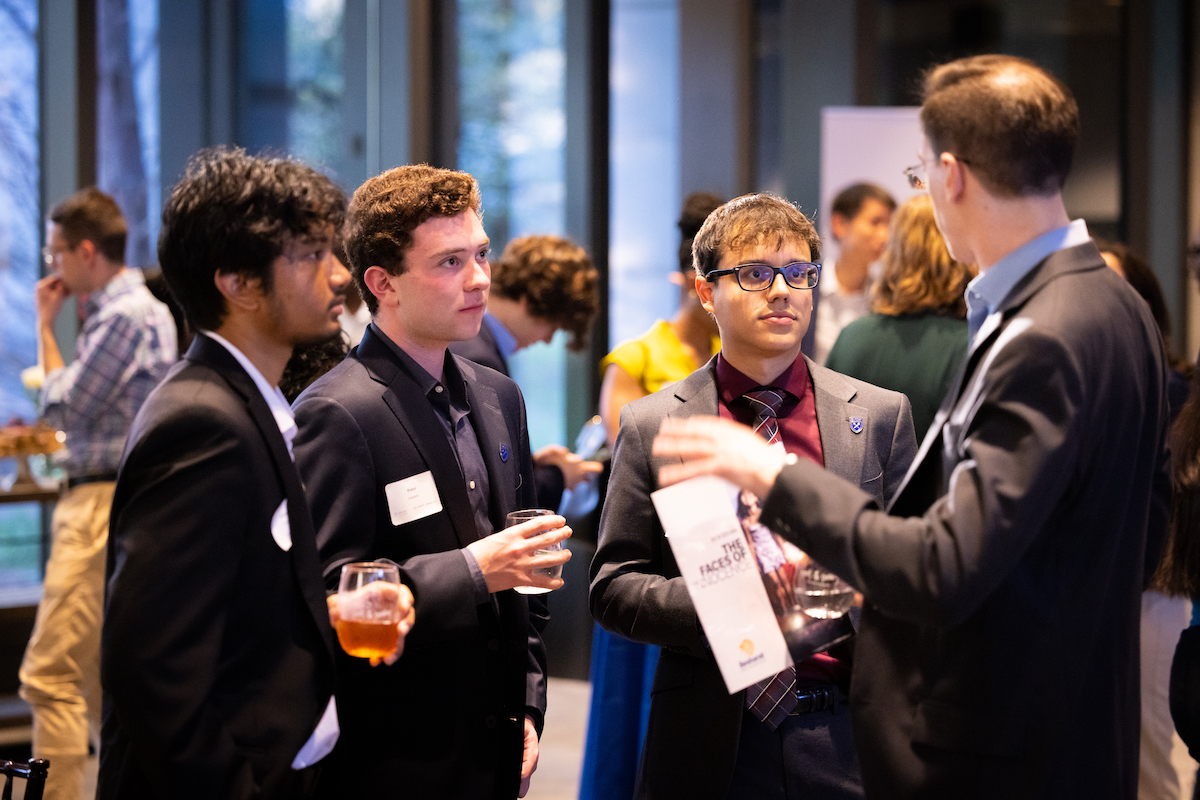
xmin=355 ymin=329 xmax=482 ymax=549
xmin=808 ymin=360 xmax=869 ymax=486
xmin=187 ymin=336 xmax=336 ymax=660
xmin=460 ymin=359 xmax=517 ymax=531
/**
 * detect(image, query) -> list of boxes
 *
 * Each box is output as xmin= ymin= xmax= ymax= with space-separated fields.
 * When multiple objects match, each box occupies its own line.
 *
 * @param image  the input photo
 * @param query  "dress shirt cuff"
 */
xmin=461 ymin=548 xmax=491 ymax=604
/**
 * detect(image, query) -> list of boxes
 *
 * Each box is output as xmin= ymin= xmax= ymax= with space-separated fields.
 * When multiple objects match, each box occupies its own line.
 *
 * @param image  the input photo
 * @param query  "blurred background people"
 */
xmin=22 ymin=188 xmax=176 ymax=800
xmin=597 ymin=192 xmax=724 ymax=450
xmin=450 ymin=233 xmax=603 ymax=510
xmin=808 ymin=183 xmax=895 ymax=365
xmin=1095 ymin=239 xmax=1197 ymax=800
xmin=580 ymin=191 xmax=722 ymax=800
xmin=825 ymin=194 xmax=975 ymax=441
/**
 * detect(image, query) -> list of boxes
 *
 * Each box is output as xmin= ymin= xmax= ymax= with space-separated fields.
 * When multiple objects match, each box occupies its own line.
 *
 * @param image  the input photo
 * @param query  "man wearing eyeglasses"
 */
xmin=590 ymin=193 xmax=916 ymax=799
xmin=20 ymin=188 xmax=176 ymax=800
xmin=653 ymin=56 xmax=1170 ymax=799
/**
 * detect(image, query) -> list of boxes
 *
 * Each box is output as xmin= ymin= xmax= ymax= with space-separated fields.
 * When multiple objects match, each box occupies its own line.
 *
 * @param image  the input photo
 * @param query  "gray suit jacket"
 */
xmin=760 ymin=242 xmax=1171 ymax=799
xmin=589 ymin=355 xmax=916 ymax=799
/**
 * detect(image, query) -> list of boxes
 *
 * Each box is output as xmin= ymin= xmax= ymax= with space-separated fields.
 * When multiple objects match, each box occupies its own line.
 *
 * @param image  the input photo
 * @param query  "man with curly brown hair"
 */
xmin=451 ymin=234 xmax=603 ymax=509
xmin=293 ymin=164 xmax=570 ymax=798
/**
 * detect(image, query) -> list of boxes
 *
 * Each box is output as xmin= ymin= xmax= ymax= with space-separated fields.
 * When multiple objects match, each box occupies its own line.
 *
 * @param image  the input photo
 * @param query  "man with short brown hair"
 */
xmin=654 ymin=54 xmax=1169 ymax=799
xmin=21 ymin=187 xmax=176 ymax=800
xmin=294 ymin=164 xmax=569 ymax=798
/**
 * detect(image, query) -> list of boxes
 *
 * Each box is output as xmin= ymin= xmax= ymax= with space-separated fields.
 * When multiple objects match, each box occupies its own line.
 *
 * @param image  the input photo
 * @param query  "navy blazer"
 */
xmin=293 ymin=324 xmax=546 ymax=798
xmin=762 ymin=242 xmax=1172 ymax=798
xmin=100 ymin=335 xmax=336 ymax=800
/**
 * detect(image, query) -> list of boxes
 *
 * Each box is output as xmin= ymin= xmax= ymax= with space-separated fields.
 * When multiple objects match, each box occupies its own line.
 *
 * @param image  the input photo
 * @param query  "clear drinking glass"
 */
xmin=336 ymin=561 xmax=403 ymax=659
xmin=796 ymin=563 xmax=855 ymax=619
xmin=506 ymin=509 xmax=565 ymax=595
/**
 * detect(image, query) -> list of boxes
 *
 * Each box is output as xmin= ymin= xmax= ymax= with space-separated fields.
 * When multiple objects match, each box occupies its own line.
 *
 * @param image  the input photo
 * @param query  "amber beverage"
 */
xmin=337 ymin=560 xmax=403 ymax=659
xmin=336 ymin=618 xmax=401 ymax=660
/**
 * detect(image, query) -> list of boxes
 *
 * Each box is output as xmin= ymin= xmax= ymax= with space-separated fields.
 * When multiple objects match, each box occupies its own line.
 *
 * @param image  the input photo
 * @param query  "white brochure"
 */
xmin=651 ymin=476 xmax=792 ymax=694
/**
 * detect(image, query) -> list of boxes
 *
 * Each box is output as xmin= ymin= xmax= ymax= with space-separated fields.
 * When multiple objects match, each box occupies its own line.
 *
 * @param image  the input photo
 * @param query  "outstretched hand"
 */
xmin=652 ymin=415 xmax=789 ymax=498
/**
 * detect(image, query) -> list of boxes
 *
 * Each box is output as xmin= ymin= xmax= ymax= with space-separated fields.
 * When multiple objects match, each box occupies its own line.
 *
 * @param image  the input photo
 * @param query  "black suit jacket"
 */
xmin=450 ymin=321 xmax=567 ymax=509
xmin=99 ymin=335 xmax=336 ymax=800
xmin=590 ymin=356 xmax=916 ymax=799
xmin=760 ymin=243 xmax=1172 ymax=799
xmin=292 ymin=324 xmax=547 ymax=799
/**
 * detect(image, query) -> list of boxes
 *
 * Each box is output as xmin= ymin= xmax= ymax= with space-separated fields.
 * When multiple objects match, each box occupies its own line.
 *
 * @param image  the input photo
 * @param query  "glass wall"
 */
xmin=0 ymin=0 xmax=41 ymax=588
xmin=456 ymin=0 xmax=569 ymax=452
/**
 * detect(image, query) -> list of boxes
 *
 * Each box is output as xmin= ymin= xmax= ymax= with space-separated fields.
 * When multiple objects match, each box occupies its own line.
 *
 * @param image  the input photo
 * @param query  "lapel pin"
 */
xmin=849 ymin=416 xmax=864 ymax=434
xmin=500 ymin=444 xmax=509 ymax=462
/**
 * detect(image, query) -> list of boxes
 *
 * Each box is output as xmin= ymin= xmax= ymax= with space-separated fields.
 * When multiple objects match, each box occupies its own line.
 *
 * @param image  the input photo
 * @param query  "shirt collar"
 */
xmin=965 ymin=219 xmax=1090 ymax=342
xmin=368 ymin=322 xmax=471 ymax=412
xmin=83 ymin=267 xmax=143 ymax=319
xmin=482 ymin=312 xmax=518 ymax=360
xmin=715 ymin=351 xmax=810 ymax=414
xmin=199 ymin=330 xmax=297 ymax=458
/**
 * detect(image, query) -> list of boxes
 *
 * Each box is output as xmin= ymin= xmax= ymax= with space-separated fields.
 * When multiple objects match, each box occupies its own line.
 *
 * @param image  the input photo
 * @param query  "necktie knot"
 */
xmin=742 ymin=388 xmax=787 ymax=444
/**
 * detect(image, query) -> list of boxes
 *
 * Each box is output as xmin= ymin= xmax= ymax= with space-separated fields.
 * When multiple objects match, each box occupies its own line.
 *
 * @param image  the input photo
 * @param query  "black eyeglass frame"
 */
xmin=704 ymin=262 xmax=822 ymax=292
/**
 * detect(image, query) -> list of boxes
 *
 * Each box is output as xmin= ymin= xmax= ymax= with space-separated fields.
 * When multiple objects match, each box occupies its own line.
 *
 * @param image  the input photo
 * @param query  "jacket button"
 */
xmin=485 ymin=715 xmax=498 ymax=729
xmin=487 ymin=639 xmax=500 ymax=651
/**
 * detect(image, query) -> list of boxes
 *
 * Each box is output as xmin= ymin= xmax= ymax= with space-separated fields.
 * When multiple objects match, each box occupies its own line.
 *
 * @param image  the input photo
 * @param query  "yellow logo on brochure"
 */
xmin=739 ymin=639 xmax=755 ymax=656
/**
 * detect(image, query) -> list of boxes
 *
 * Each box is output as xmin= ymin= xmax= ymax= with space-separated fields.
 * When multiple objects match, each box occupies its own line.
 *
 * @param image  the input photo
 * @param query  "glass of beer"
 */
xmin=507 ymin=509 xmax=565 ymax=595
xmin=336 ymin=561 xmax=403 ymax=659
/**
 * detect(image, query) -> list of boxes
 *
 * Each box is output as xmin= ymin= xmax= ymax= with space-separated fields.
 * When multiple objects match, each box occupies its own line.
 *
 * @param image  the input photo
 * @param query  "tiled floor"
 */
xmin=28 ymin=678 xmax=591 ymax=800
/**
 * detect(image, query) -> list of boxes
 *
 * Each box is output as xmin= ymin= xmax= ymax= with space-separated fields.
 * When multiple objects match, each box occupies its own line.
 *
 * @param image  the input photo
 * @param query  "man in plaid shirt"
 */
xmin=20 ymin=187 xmax=176 ymax=800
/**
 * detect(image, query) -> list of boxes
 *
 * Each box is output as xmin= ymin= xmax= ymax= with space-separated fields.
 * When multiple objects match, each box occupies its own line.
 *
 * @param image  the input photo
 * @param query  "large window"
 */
xmin=0 ymin=0 xmax=42 ymax=590
xmin=456 ymin=0 xmax=569 ymax=452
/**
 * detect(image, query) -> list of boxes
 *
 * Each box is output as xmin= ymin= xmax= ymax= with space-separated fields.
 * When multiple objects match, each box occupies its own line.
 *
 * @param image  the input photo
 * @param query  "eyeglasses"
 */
xmin=705 ymin=262 xmax=821 ymax=292
xmin=41 ymin=246 xmax=59 ymax=266
xmin=904 ymin=154 xmax=971 ymax=190
xmin=903 ymin=164 xmax=927 ymax=190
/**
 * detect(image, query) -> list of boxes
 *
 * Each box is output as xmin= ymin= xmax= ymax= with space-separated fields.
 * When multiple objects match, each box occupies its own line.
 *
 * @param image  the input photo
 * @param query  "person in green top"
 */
xmin=825 ymin=193 xmax=975 ymax=441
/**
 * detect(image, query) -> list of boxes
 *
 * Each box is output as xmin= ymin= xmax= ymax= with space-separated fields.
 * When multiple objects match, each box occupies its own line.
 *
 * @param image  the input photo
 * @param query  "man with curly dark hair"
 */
xmin=450 ymin=234 xmax=603 ymax=509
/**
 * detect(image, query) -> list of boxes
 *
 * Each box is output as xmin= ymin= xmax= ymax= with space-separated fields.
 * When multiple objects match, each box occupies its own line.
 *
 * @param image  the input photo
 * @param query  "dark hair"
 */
xmin=921 ymin=54 xmax=1079 ymax=197
xmin=692 ymin=193 xmax=821 ymax=279
xmin=49 ymin=187 xmax=127 ymax=263
xmin=280 ymin=332 xmax=350 ymax=404
xmin=873 ymin=194 xmax=974 ymax=317
xmin=678 ymin=192 xmax=725 ymax=273
xmin=490 ymin=235 xmax=599 ymax=351
xmin=1154 ymin=369 xmax=1200 ymax=597
xmin=1096 ymin=239 xmax=1188 ymax=375
xmin=141 ymin=265 xmax=193 ymax=352
xmin=342 ymin=164 xmax=482 ymax=315
xmin=158 ymin=147 xmax=346 ymax=332
xmin=830 ymin=183 xmax=896 ymax=224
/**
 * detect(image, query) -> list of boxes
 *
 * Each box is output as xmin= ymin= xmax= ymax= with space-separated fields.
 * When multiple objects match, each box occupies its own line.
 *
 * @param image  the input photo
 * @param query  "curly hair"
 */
xmin=490 ymin=235 xmax=599 ymax=351
xmin=342 ymin=164 xmax=481 ymax=314
xmin=872 ymin=194 xmax=974 ymax=318
xmin=692 ymin=193 xmax=821 ymax=279
xmin=158 ymin=147 xmax=346 ymax=332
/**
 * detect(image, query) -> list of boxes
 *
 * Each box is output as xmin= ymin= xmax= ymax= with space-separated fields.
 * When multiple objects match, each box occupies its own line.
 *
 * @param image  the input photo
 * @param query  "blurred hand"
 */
xmin=519 ymin=715 xmax=539 ymax=797
xmin=35 ymin=275 xmax=68 ymax=325
xmin=653 ymin=416 xmax=789 ymax=497
xmin=534 ymin=444 xmax=604 ymax=490
xmin=465 ymin=514 xmax=572 ymax=593
xmin=326 ymin=581 xmax=415 ymax=666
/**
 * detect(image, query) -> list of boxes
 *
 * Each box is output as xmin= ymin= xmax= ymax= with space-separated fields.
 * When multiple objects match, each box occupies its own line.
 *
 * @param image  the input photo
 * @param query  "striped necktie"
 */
xmin=740 ymin=388 xmax=798 ymax=730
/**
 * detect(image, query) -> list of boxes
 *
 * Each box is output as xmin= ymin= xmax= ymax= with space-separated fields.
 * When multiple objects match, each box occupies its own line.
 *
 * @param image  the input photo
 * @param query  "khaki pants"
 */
xmin=19 ymin=482 xmax=113 ymax=800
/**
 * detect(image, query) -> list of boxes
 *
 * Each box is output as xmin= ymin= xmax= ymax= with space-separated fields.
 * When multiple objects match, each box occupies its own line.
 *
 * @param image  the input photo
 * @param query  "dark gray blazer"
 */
xmin=761 ymin=242 xmax=1172 ymax=799
xmin=100 ymin=335 xmax=336 ymax=800
xmin=292 ymin=324 xmax=546 ymax=799
xmin=589 ymin=356 xmax=916 ymax=799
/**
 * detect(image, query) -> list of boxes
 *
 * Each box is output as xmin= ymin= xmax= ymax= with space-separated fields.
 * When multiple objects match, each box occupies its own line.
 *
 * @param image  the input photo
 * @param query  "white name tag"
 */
xmin=270 ymin=499 xmax=292 ymax=551
xmin=385 ymin=471 xmax=444 ymax=527
xmin=652 ymin=476 xmax=791 ymax=694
